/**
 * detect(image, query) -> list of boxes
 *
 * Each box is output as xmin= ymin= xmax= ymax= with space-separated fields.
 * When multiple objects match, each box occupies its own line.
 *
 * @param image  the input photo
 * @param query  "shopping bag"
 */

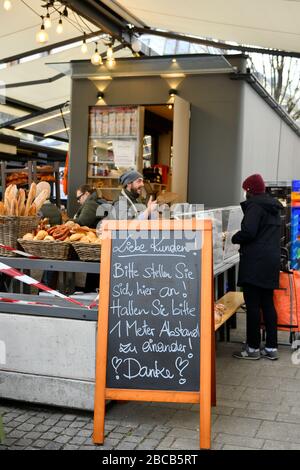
xmin=273 ymin=270 xmax=300 ymax=332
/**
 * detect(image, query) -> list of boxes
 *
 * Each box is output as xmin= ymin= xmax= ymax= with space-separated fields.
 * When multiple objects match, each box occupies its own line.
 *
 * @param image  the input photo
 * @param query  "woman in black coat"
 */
xmin=231 ymin=174 xmax=283 ymax=361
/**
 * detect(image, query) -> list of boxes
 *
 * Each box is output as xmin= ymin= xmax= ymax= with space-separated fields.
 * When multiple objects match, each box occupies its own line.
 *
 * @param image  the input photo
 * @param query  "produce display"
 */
xmin=0 ymin=182 xmax=48 ymax=217
xmin=22 ymin=220 xmax=101 ymax=244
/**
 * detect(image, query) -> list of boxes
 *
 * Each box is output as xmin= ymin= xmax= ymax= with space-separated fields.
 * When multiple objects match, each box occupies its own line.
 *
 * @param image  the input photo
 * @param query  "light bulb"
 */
xmin=106 ymin=46 xmax=114 ymax=60
xmin=44 ymin=13 xmax=51 ymax=29
xmin=81 ymin=40 xmax=88 ymax=54
xmin=106 ymin=58 xmax=115 ymax=68
xmin=91 ymin=49 xmax=102 ymax=66
xmin=3 ymin=0 xmax=12 ymax=11
xmin=131 ymin=39 xmax=142 ymax=53
xmin=56 ymin=18 xmax=63 ymax=34
xmin=36 ymin=25 xmax=48 ymax=44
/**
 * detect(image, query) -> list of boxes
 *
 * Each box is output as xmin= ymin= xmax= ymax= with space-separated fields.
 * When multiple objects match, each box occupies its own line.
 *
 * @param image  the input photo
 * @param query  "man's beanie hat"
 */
xmin=242 ymin=174 xmax=265 ymax=195
xmin=119 ymin=170 xmax=143 ymax=187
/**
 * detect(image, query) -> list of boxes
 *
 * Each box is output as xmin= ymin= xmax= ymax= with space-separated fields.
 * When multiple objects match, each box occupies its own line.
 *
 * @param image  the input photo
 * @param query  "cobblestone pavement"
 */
xmin=1 ymin=313 xmax=300 ymax=450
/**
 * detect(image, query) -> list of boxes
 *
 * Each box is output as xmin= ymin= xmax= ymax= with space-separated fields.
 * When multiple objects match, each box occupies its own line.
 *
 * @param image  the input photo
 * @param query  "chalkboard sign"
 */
xmin=107 ymin=229 xmax=201 ymax=391
xmin=94 ymin=220 xmax=213 ymax=449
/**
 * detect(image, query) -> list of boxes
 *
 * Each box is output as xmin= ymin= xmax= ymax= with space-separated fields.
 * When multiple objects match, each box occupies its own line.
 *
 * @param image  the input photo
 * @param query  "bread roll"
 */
xmin=44 ymin=235 xmax=55 ymax=241
xmin=23 ymin=232 xmax=34 ymax=240
xmin=79 ymin=236 xmax=91 ymax=243
xmin=70 ymin=233 xmax=84 ymax=242
xmin=35 ymin=230 xmax=48 ymax=240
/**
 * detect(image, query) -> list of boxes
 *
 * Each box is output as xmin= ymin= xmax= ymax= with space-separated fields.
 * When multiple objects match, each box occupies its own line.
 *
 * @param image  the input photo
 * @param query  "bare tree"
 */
xmin=249 ymin=54 xmax=300 ymax=122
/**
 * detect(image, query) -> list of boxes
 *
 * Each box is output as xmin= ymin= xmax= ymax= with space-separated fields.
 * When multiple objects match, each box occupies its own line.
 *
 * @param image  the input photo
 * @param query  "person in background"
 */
xmin=232 ymin=174 xmax=283 ymax=361
xmin=36 ymin=181 xmax=62 ymax=226
xmin=74 ymin=184 xmax=106 ymax=228
xmin=113 ymin=170 xmax=157 ymax=220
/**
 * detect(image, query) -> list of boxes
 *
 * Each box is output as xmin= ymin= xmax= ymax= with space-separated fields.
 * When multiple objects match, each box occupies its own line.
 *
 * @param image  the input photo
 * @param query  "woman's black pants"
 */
xmin=243 ymin=284 xmax=278 ymax=349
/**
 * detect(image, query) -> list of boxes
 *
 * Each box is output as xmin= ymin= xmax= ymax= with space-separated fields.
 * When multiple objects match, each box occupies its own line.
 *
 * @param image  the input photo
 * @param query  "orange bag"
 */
xmin=62 ymin=152 xmax=69 ymax=195
xmin=273 ymin=271 xmax=300 ymax=332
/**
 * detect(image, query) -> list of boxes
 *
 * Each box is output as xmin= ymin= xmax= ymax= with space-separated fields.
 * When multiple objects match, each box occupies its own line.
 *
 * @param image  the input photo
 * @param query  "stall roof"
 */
xmin=114 ymin=0 xmax=300 ymax=54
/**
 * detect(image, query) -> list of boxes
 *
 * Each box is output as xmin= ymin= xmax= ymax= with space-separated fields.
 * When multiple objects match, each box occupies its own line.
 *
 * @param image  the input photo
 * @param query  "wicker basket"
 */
xmin=0 ymin=216 xmax=40 ymax=257
xmin=18 ymin=239 xmax=72 ymax=260
xmin=72 ymin=242 xmax=101 ymax=261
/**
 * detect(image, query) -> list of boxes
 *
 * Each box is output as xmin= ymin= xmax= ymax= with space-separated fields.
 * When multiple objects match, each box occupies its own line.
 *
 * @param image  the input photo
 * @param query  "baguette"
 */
xmin=24 ymin=183 xmax=36 ymax=216
xmin=0 ymin=201 xmax=5 ymax=216
xmin=17 ymin=188 xmax=26 ymax=216
xmin=28 ymin=203 xmax=37 ymax=216
xmin=33 ymin=189 xmax=48 ymax=212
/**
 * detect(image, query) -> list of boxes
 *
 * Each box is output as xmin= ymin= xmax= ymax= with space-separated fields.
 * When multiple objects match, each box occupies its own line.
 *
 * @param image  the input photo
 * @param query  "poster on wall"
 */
xmin=112 ymin=140 xmax=136 ymax=168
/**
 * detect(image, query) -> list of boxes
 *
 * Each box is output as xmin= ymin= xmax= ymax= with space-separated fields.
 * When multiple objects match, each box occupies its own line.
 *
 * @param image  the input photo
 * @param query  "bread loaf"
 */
xmin=17 ymin=189 xmax=26 ymax=216
xmin=24 ymin=182 xmax=36 ymax=216
xmin=33 ymin=189 xmax=49 ymax=212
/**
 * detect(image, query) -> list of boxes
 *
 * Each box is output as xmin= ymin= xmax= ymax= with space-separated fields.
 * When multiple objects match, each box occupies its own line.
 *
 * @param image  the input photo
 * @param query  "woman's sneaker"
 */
xmin=260 ymin=348 xmax=279 ymax=360
xmin=232 ymin=345 xmax=260 ymax=360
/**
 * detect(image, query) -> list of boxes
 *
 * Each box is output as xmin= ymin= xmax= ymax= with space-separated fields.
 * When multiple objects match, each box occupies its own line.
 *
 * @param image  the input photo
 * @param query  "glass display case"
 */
xmin=88 ymin=105 xmax=140 ymax=201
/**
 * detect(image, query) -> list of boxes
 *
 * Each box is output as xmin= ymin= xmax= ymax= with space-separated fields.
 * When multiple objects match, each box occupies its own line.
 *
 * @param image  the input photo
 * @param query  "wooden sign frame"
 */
xmin=93 ymin=219 xmax=213 ymax=449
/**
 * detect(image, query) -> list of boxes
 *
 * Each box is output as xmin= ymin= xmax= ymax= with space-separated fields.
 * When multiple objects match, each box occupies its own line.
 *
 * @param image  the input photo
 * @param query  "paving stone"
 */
xmin=0 ymin=437 xmax=16 ymax=447
xmin=263 ymin=440 xmax=300 ymax=450
xmin=107 ymin=431 xmax=127 ymax=440
xmin=6 ymin=429 xmax=26 ymax=439
xmin=15 ymin=423 xmax=36 ymax=432
xmin=170 ymin=438 xmax=199 ymax=450
xmin=216 ymin=372 xmax=247 ymax=386
xmin=257 ymin=421 xmax=300 ymax=443
xmin=279 ymin=378 xmax=300 ymax=392
xmin=27 ymin=416 xmax=46 ymax=425
xmin=276 ymin=413 xmax=300 ymax=425
xmin=215 ymin=433 xmax=264 ymax=449
xmin=211 ymin=406 xmax=234 ymax=416
xmin=216 ymin=399 xmax=249 ymax=409
xmin=146 ymin=431 xmax=166 ymax=441
xmin=247 ymin=402 xmax=291 ymax=413
xmin=76 ymin=429 xmax=93 ymax=438
xmin=44 ymin=441 xmax=63 ymax=450
xmin=14 ymin=415 xmax=31 ymax=423
xmin=64 ymin=427 xmax=80 ymax=437
xmin=115 ymin=442 xmax=137 ymax=450
xmin=122 ymin=435 xmax=143 ymax=444
xmin=68 ymin=436 xmax=88 ymax=445
xmin=222 ymin=444 xmax=256 ymax=450
xmin=33 ymin=425 xmax=51 ymax=433
xmin=62 ymin=445 xmax=80 ymax=450
xmin=281 ymin=391 xmax=300 ymax=406
xmin=54 ymin=435 xmax=72 ymax=444
xmin=23 ymin=431 xmax=42 ymax=440
xmin=31 ymin=439 xmax=50 ymax=449
xmin=259 ymin=366 xmax=297 ymax=379
xmin=78 ymin=445 xmax=97 ymax=450
xmin=61 ymin=414 xmax=77 ymax=421
xmin=136 ymin=439 xmax=159 ymax=450
xmin=99 ymin=438 xmax=120 ymax=449
xmin=12 ymin=438 xmax=33 ymax=447
xmin=68 ymin=421 xmax=86 ymax=429
xmin=167 ymin=427 xmax=199 ymax=439
xmin=51 ymin=420 xmax=70 ymax=429
xmin=111 ymin=426 xmax=132 ymax=434
xmin=42 ymin=432 xmax=58 ymax=440
xmin=232 ymin=408 xmax=277 ymax=421
xmin=216 ymin=385 xmax=246 ymax=400
xmin=241 ymin=388 xmax=283 ymax=404
xmin=156 ymin=436 xmax=175 ymax=449
xmin=212 ymin=415 xmax=262 ymax=437
xmin=241 ymin=376 xmax=282 ymax=390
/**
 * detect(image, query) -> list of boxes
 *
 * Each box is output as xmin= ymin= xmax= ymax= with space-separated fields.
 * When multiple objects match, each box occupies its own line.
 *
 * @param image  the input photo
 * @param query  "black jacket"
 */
xmin=232 ymin=193 xmax=283 ymax=289
xmin=39 ymin=201 xmax=62 ymax=226
xmin=74 ymin=192 xmax=107 ymax=228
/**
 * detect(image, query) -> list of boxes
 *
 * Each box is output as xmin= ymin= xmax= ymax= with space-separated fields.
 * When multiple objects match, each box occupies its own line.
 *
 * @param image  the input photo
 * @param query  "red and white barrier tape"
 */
xmin=0 ymin=261 xmax=86 ymax=308
xmin=0 ymin=243 xmax=40 ymax=259
xmin=0 ymin=296 xmax=60 ymax=308
xmin=89 ymin=294 xmax=99 ymax=309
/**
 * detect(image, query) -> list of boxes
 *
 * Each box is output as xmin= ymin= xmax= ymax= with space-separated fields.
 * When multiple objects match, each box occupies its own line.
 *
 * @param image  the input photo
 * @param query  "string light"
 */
xmin=3 ymin=0 xmax=12 ymax=11
xmin=36 ymin=18 xmax=48 ymax=44
xmin=56 ymin=15 xmax=63 ymax=34
xmin=106 ymin=58 xmax=116 ymax=69
xmin=44 ymin=10 xmax=52 ymax=29
xmin=106 ymin=46 xmax=114 ymax=60
xmin=81 ymin=34 xmax=88 ymax=53
xmin=91 ymin=44 xmax=102 ymax=66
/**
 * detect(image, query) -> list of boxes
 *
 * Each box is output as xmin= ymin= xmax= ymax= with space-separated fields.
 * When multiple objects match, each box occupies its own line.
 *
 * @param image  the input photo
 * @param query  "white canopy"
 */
xmin=116 ymin=0 xmax=300 ymax=53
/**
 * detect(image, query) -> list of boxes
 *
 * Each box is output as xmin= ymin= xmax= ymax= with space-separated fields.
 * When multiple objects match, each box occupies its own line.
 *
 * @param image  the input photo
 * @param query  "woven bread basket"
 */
xmin=0 ymin=216 xmax=40 ymax=257
xmin=18 ymin=239 xmax=72 ymax=260
xmin=72 ymin=242 xmax=101 ymax=261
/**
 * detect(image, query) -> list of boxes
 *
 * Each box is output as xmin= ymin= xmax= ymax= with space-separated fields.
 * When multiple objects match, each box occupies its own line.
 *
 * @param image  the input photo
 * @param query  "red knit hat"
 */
xmin=242 ymin=174 xmax=265 ymax=194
